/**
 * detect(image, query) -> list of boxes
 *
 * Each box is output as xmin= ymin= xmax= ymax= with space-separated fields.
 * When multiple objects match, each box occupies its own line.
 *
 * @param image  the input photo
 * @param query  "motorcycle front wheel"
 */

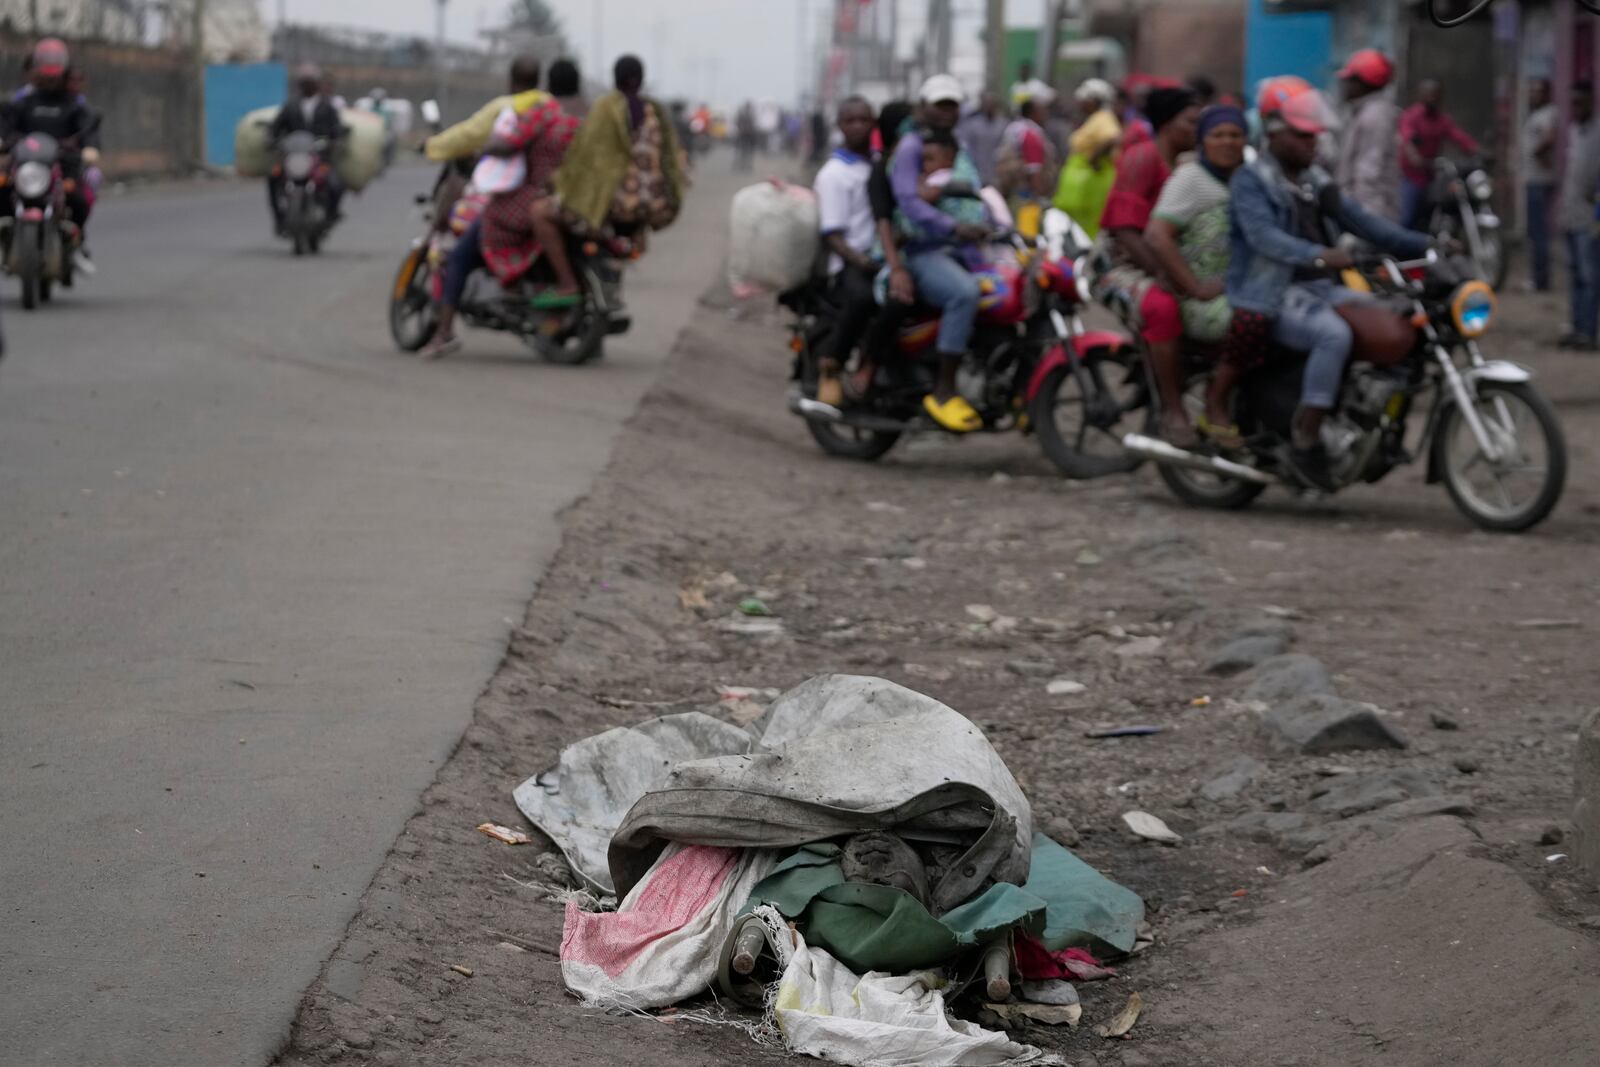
xmin=1031 ymin=345 xmax=1149 ymax=480
xmin=1433 ymin=380 xmax=1566 ymax=532
xmin=388 ymin=245 xmax=438 ymax=352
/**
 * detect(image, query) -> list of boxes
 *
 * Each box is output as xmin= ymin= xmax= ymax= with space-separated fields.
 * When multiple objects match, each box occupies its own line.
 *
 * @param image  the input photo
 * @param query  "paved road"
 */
xmin=0 ymin=159 xmax=740 ymax=1064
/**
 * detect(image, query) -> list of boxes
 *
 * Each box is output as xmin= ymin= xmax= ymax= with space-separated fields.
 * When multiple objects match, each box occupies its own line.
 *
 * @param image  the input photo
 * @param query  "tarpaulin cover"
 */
xmin=515 ymin=676 xmax=1033 ymax=907
xmin=608 ymin=675 xmax=1034 ymax=906
xmin=1022 ymin=833 xmax=1144 ymax=955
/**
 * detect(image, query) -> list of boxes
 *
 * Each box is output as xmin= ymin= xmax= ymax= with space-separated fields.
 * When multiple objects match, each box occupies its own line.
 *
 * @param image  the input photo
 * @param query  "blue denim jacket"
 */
xmin=1226 ymin=154 xmax=1431 ymax=314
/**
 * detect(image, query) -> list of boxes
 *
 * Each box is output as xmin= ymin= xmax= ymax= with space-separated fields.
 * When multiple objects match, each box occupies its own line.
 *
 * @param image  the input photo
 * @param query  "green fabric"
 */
xmin=553 ymin=92 xmax=687 ymax=232
xmin=1022 ymin=833 xmax=1144 ymax=955
xmin=744 ymin=848 xmax=1047 ymax=974
xmin=1053 ymin=153 xmax=1116 ymax=239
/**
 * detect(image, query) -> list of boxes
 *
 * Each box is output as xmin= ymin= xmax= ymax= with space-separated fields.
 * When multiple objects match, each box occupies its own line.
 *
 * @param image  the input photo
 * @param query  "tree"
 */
xmin=506 ymin=0 xmax=563 ymax=34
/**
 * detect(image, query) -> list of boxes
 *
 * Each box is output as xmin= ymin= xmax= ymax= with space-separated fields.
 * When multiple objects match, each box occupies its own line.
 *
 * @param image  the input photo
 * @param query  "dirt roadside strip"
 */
xmin=277 ymin=264 xmax=1600 ymax=1064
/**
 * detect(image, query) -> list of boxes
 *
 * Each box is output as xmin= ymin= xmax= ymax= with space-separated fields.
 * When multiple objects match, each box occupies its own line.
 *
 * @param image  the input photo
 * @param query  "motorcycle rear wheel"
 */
xmin=797 ymin=334 xmax=901 ymax=461
xmin=388 ymin=246 xmax=438 ymax=352
xmin=1155 ymin=377 xmax=1267 ymax=509
xmin=1433 ymin=380 xmax=1565 ymax=532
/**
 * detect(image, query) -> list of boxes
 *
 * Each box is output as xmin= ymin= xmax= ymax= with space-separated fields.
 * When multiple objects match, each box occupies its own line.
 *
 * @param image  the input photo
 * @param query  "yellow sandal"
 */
xmin=924 ymin=394 xmax=983 ymax=433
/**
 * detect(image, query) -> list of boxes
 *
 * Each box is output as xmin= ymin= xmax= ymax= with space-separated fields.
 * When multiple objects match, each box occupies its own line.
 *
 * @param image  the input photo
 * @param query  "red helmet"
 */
xmin=1257 ymin=75 xmax=1313 ymax=118
xmin=31 ymin=37 xmax=68 ymax=78
xmin=1258 ymin=75 xmax=1331 ymax=135
xmin=1338 ymin=49 xmax=1394 ymax=90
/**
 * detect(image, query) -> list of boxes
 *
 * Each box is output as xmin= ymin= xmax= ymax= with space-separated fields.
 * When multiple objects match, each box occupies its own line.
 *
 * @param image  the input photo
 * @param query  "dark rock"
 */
xmin=1540 ymin=825 xmax=1566 ymax=846
xmin=1373 ymin=795 xmax=1476 ymax=820
xmin=340 ymin=1030 xmax=374 ymax=1051
xmin=1263 ymin=693 xmax=1408 ymax=754
xmin=1005 ymin=659 xmax=1057 ymax=678
xmin=1308 ymin=768 xmax=1441 ymax=817
xmin=1199 ymin=756 xmax=1267 ymax=801
xmin=1578 ymin=915 xmax=1600 ymax=930
xmin=1204 ymin=634 xmax=1292 ymax=676
xmin=1043 ymin=813 xmax=1081 ymax=847
xmin=1429 ymin=710 xmax=1461 ymax=731
xmin=416 ymin=1007 xmax=444 ymax=1026
xmin=1206 ymin=810 xmax=1309 ymax=844
xmin=1454 ymin=757 xmax=1481 ymax=775
xmin=1240 ymin=654 xmax=1333 ymax=703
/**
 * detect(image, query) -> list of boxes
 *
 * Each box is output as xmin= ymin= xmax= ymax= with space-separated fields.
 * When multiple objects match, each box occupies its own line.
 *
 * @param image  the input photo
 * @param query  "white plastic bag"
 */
xmin=728 ymin=180 xmax=822 ymax=295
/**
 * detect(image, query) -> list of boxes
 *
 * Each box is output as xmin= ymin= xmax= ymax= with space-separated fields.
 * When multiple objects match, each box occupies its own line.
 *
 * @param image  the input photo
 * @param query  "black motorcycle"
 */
xmin=1123 ymin=250 xmax=1566 ymax=532
xmin=1424 ymin=156 xmax=1506 ymax=291
xmin=2 ymin=131 xmax=74 ymax=309
xmin=388 ymin=160 xmax=632 ymax=364
xmin=273 ymin=130 xmax=336 ymax=256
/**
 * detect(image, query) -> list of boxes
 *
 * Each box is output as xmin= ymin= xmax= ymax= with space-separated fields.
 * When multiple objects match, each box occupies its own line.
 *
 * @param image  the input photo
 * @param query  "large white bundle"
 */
xmin=728 ymin=180 xmax=822 ymax=295
xmin=230 ymin=106 xmax=386 ymax=191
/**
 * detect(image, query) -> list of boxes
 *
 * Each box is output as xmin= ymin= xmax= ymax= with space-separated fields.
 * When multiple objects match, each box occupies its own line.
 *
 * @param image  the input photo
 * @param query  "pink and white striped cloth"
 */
xmin=560 ymin=844 xmax=776 ymax=1009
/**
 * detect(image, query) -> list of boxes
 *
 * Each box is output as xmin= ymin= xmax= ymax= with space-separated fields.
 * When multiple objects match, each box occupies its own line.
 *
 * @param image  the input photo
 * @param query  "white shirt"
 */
xmin=1525 ymin=103 xmax=1558 ymax=186
xmin=814 ymin=149 xmax=875 ymax=275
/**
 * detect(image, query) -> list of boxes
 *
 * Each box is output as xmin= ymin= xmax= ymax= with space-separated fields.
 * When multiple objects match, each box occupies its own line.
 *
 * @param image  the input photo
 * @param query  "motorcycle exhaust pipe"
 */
xmin=1122 ymin=433 xmax=1275 ymax=485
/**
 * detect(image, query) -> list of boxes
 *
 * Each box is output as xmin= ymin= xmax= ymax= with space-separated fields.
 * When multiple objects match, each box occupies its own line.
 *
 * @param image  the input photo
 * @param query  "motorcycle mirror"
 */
xmin=420 ymin=100 xmax=441 ymax=127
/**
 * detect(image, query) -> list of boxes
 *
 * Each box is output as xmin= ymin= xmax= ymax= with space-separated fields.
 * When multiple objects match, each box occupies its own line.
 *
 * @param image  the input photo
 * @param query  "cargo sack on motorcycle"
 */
xmin=232 ymin=107 xmax=279 ymax=178
xmin=332 ymin=109 xmax=387 ymax=192
xmin=728 ymin=181 xmax=822 ymax=298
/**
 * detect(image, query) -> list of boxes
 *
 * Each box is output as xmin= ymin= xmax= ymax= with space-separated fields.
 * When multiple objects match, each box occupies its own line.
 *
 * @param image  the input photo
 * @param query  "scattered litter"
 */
xmin=1095 ymin=991 xmax=1144 ymax=1038
xmin=1190 ymin=695 xmax=1212 ymax=707
xmin=449 ymin=965 xmax=474 ymax=978
xmin=1085 ymin=725 xmax=1164 ymax=739
xmin=1046 ymin=679 xmax=1087 ymax=696
xmin=903 ymin=663 xmax=954 ymax=683
xmin=497 ymin=941 xmax=527 ymax=953
xmin=965 ymin=604 xmax=1000 ymax=624
xmin=717 ymin=616 xmax=786 ymax=637
xmin=1020 ymin=979 xmax=1080 ymax=1006
xmin=1016 ymin=937 xmax=1118 ymax=982
xmin=865 ymin=500 xmax=906 ymax=514
xmin=902 ymin=557 xmax=928 ymax=571
xmin=1548 ymin=853 xmax=1569 ymax=863
xmin=1121 ymin=811 xmax=1182 ymax=845
xmin=1260 ymin=604 xmax=1308 ymax=619
xmin=1255 ymin=866 xmax=1275 ymax=876
xmin=1514 ymin=618 xmax=1582 ymax=630
xmin=709 ymin=571 xmax=741 ymax=589
xmin=476 ymin=823 xmax=533 ymax=846
xmin=678 ymin=585 xmax=711 ymax=612
xmin=1231 ymin=888 xmax=1249 ymax=898
xmin=1248 ymin=539 xmax=1286 ymax=551
xmin=738 ymin=598 xmax=774 ymax=617
xmin=1075 ymin=548 xmax=1103 ymax=567
xmin=985 ymin=1001 xmax=1082 ymax=1028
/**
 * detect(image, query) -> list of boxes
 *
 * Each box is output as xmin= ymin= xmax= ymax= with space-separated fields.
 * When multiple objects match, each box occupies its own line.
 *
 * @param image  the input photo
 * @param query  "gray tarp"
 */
xmin=514 ymin=675 xmax=1033 ymax=906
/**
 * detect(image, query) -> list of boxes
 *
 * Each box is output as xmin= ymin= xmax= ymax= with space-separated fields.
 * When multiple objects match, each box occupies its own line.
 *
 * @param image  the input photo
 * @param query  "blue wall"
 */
xmin=204 ymin=62 xmax=287 ymax=166
xmin=1244 ymin=0 xmax=1334 ymax=94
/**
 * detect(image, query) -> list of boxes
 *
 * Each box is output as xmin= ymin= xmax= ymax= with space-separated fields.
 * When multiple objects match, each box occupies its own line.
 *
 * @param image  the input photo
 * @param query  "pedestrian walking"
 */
xmin=958 ymin=90 xmax=1009 ymax=187
xmin=1525 ymin=77 xmax=1559 ymax=292
xmin=1335 ymin=49 xmax=1401 ymax=222
xmin=1559 ymin=82 xmax=1600 ymax=351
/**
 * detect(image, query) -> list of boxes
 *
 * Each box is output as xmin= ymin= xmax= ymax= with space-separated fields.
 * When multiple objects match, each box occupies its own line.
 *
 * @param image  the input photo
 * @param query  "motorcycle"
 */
xmin=781 ymin=207 xmax=1141 ymax=476
xmin=1122 ymin=249 xmax=1566 ymax=532
xmin=1 ymin=131 xmax=76 ymax=309
xmin=271 ymin=129 xmax=337 ymax=256
xmin=1424 ymin=156 xmax=1506 ymax=291
xmin=387 ymin=159 xmax=633 ymax=364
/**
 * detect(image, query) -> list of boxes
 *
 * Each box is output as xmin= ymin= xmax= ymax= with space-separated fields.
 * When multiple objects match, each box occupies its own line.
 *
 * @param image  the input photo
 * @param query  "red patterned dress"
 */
xmin=482 ymin=99 xmax=581 ymax=284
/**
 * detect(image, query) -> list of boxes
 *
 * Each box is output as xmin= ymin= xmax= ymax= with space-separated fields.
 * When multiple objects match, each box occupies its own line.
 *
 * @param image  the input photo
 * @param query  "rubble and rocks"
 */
xmin=1198 ymin=756 xmax=1267 ymax=802
xmin=1239 ymin=654 xmax=1334 ymax=703
xmin=1203 ymin=634 xmax=1292 ymax=676
xmin=1573 ymin=708 xmax=1600 ymax=887
xmin=1262 ymin=693 xmax=1408 ymax=754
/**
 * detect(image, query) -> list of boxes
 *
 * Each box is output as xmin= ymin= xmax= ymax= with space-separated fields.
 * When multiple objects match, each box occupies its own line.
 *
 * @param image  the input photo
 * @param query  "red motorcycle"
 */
xmin=782 ymin=208 xmax=1146 ymax=478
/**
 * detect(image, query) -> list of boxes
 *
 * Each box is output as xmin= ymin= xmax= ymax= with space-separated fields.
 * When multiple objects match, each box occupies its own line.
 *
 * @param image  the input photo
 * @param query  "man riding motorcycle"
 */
xmin=0 ymin=39 xmax=97 ymax=264
xmin=1226 ymin=85 xmax=1432 ymax=490
xmin=267 ymin=63 xmax=345 ymax=236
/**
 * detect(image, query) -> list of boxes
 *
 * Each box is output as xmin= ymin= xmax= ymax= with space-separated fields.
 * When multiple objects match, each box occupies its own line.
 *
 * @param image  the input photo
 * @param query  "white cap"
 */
xmin=1074 ymin=78 xmax=1114 ymax=104
xmin=1017 ymin=78 xmax=1057 ymax=107
xmin=919 ymin=74 xmax=966 ymax=105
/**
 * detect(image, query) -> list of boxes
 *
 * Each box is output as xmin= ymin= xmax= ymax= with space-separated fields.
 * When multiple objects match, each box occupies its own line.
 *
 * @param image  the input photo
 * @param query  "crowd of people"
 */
xmin=411 ymin=53 xmax=687 ymax=360
xmin=807 ymin=55 xmax=1593 ymax=492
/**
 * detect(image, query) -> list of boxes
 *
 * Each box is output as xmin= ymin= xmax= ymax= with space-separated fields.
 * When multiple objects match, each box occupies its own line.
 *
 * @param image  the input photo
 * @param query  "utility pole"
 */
xmin=434 ymin=0 xmax=448 ymax=110
xmin=193 ymin=0 xmax=207 ymax=167
xmin=985 ymin=0 xmax=1006 ymax=100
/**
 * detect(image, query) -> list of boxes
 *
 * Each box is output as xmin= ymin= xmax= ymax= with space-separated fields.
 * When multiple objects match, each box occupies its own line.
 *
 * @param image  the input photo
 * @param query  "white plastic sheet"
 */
xmin=753 ymin=906 xmax=1064 ymax=1067
xmin=727 ymin=181 xmax=821 ymax=294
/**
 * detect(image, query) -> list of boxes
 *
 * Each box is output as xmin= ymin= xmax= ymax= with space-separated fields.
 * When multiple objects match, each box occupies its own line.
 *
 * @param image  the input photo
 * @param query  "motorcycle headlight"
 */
xmin=285 ymin=152 xmax=314 ymax=181
xmin=1466 ymin=169 xmax=1493 ymax=202
xmin=14 ymin=161 xmax=51 ymax=200
xmin=1451 ymin=280 xmax=1496 ymax=338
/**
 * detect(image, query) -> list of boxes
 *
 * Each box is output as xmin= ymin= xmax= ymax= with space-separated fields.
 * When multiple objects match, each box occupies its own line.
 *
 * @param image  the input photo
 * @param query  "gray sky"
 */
xmin=278 ymin=0 xmax=1049 ymax=107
